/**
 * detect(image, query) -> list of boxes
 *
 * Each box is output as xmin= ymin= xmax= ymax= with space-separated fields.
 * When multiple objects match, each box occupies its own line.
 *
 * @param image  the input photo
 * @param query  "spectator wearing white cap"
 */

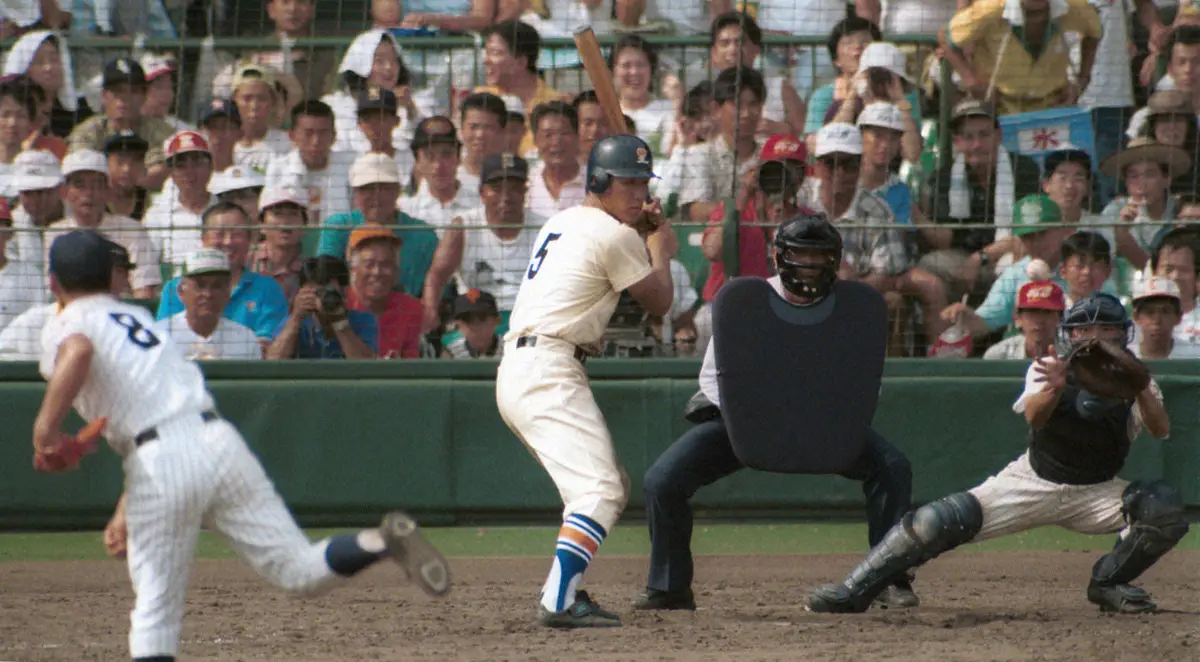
xmin=399 ymin=116 xmax=481 ymax=233
xmin=139 ymin=54 xmax=193 ymax=133
xmin=210 ymin=165 xmax=267 ymax=222
xmin=251 ymin=184 xmax=309 ymax=303
xmin=1150 ymin=227 xmax=1200 ymax=350
xmin=43 ymin=149 xmax=160 ymax=298
xmin=154 ymin=248 xmax=262 ymax=360
xmin=856 ymin=102 xmax=921 ymax=226
xmin=318 ymin=152 xmax=441 ymax=299
xmin=1131 ymin=267 xmax=1200 ymax=358
xmin=6 ymin=149 xmax=63 ymax=268
xmin=144 ymin=130 xmax=217 ymax=268
xmin=266 ymin=100 xmax=353 ymax=228
xmin=0 ymin=199 xmax=44 ymax=331
xmin=828 ymin=44 xmax=922 ymax=163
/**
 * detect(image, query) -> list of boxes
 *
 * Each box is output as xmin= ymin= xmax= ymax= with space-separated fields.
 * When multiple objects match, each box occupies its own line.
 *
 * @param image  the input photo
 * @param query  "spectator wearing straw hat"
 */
xmin=1100 ymin=136 xmax=1190 ymax=268
xmin=155 ymin=248 xmax=262 ymax=361
xmin=982 ymin=277 xmax=1065 ymax=360
xmin=939 ymin=0 xmax=1102 ymax=115
xmin=1132 ymin=90 xmax=1200 ymax=197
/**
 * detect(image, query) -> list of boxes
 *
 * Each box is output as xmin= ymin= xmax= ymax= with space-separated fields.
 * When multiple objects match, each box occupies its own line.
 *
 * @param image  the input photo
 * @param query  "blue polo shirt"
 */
xmin=317 ymin=210 xmax=439 ymax=297
xmin=156 ymin=271 xmax=289 ymax=339
xmin=275 ymin=310 xmax=379 ymax=359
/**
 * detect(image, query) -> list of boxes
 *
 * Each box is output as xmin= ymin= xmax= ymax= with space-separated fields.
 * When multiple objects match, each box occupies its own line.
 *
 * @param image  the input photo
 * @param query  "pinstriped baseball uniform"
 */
xmin=40 ymin=295 xmax=349 ymax=659
xmin=968 ymin=358 xmax=1166 ymax=540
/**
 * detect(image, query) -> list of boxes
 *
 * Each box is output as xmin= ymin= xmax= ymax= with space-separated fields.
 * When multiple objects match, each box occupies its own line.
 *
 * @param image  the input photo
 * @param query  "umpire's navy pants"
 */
xmin=643 ymin=415 xmax=913 ymax=592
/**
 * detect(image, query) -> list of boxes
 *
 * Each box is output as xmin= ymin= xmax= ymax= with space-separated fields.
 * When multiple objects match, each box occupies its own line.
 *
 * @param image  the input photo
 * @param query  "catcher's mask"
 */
xmin=773 ymin=211 xmax=842 ymax=302
xmin=1059 ymin=292 xmax=1132 ymax=347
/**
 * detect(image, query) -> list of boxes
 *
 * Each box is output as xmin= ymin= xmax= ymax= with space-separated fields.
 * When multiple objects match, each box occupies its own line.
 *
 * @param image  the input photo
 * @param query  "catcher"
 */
xmin=810 ymin=293 xmax=1187 ymax=615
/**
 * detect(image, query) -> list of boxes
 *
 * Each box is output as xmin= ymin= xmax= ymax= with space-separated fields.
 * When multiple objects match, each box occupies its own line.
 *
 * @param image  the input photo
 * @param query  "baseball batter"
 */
xmin=496 ymin=134 xmax=676 ymax=628
xmin=809 ymin=293 xmax=1188 ymax=615
xmin=33 ymin=230 xmax=450 ymax=662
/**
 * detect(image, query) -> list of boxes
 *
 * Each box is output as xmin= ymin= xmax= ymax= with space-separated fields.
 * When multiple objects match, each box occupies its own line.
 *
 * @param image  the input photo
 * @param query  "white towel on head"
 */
xmin=949 ymin=144 xmax=1016 ymax=239
xmin=338 ymin=29 xmax=404 ymax=78
xmin=1 ymin=30 xmax=78 ymax=111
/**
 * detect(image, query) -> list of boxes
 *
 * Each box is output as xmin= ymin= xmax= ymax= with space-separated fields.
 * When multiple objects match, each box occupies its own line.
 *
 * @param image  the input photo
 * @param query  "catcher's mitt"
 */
xmin=1065 ymin=339 xmax=1151 ymax=400
xmin=34 ymin=418 xmax=105 ymax=473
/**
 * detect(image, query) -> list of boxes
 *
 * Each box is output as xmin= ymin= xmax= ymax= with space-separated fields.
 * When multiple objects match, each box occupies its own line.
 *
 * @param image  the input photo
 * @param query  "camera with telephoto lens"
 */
xmin=300 ymin=256 xmax=349 ymax=316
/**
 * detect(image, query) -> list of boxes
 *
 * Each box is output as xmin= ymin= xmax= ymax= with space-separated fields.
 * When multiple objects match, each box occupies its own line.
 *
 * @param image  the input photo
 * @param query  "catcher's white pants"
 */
xmin=123 ymin=413 xmax=341 ymax=658
xmin=969 ymin=452 xmax=1129 ymax=541
xmin=495 ymin=338 xmax=630 ymax=533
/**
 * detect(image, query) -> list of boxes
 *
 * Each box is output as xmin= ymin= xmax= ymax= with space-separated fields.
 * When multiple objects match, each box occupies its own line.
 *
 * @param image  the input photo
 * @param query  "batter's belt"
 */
xmin=513 ymin=335 xmax=589 ymax=364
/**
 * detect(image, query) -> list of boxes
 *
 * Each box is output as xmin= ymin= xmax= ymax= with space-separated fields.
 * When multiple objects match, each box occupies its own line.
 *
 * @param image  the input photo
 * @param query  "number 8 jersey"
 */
xmin=40 ymin=295 xmax=216 ymax=450
xmin=505 ymin=207 xmax=653 ymax=350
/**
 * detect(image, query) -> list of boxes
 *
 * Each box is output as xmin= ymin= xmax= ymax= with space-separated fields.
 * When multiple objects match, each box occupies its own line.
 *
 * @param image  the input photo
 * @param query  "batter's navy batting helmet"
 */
xmin=586 ymin=134 xmax=656 ymax=194
xmin=773 ymin=211 xmax=843 ymax=301
xmin=1060 ymin=292 xmax=1132 ymax=345
xmin=49 ymin=230 xmax=114 ymax=292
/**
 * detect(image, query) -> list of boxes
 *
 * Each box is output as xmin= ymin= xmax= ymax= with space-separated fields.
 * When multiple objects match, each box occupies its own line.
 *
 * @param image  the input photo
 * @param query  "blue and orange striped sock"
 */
xmin=540 ymin=513 xmax=606 ymax=613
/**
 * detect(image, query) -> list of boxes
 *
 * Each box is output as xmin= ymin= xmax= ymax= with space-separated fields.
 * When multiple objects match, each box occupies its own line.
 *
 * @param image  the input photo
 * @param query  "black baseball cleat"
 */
xmin=1087 ymin=581 xmax=1157 ymax=614
xmin=874 ymin=579 xmax=920 ymax=610
xmin=807 ymin=584 xmax=872 ymax=614
xmin=381 ymin=511 xmax=451 ymax=597
xmin=538 ymin=590 xmax=623 ymax=628
xmin=631 ymin=587 xmax=697 ymax=611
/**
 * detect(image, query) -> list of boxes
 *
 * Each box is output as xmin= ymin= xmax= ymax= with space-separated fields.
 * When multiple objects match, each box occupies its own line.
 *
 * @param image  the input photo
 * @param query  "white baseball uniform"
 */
xmin=967 ymin=358 xmax=1165 ymax=541
xmin=496 ymin=205 xmax=653 ymax=533
xmin=40 ymin=295 xmax=347 ymax=659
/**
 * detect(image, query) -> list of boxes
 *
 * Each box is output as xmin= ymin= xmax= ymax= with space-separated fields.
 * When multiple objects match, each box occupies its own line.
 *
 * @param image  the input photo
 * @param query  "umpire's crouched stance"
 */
xmin=632 ymin=212 xmax=919 ymax=611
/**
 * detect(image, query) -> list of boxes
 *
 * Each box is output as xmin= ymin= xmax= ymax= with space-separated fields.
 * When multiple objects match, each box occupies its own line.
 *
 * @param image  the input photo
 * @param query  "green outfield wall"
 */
xmin=1 ymin=360 xmax=1197 ymax=529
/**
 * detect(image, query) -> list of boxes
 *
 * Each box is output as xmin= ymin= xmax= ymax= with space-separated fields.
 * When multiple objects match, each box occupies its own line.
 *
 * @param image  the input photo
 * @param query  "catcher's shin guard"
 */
xmin=1091 ymin=481 xmax=1189 ymax=588
xmin=812 ymin=492 xmax=982 ymax=612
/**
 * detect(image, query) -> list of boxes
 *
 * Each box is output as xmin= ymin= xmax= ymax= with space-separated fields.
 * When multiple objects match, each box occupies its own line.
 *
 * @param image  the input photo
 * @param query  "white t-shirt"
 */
xmin=699 ymin=275 xmax=788 ymax=408
xmin=154 ymin=312 xmax=262 ymax=360
xmin=397 ymin=180 xmax=481 ymax=233
xmin=754 ymin=0 xmax=846 ymax=35
xmin=454 ymin=207 xmax=545 ymax=311
xmin=39 ymin=295 xmax=216 ymax=450
xmin=1075 ymin=0 xmax=1136 ymax=110
xmin=643 ymin=0 xmax=709 ymax=34
xmin=622 ymin=99 xmax=675 ymax=151
xmin=266 ymin=149 xmax=354 ymax=228
xmin=505 ymin=206 xmax=652 ymax=349
xmin=43 ymin=215 xmax=162 ymax=292
xmin=142 ymin=192 xmax=216 ymax=267
xmin=457 ymin=165 xmax=481 ymax=196
xmin=233 ymin=129 xmax=292 ymax=173
xmin=882 ymin=0 xmax=957 ymax=35
xmin=321 ymin=89 xmax=418 ymax=179
xmin=0 ymin=301 xmax=52 ymax=360
xmin=520 ymin=0 xmax=615 ymax=37
xmin=526 ymin=161 xmax=587 ymax=221
xmin=1011 ymin=356 xmax=1163 ymax=440
xmin=1171 ymin=303 xmax=1200 ymax=350
xmin=0 ymin=258 xmax=46 ymax=331
xmin=6 ymin=205 xmax=46 ymax=268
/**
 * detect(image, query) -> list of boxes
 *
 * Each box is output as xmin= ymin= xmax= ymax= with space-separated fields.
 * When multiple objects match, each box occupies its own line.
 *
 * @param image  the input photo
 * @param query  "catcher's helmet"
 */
xmin=1060 ymin=292 xmax=1132 ymax=345
xmin=586 ymin=134 xmax=656 ymax=194
xmin=773 ymin=211 xmax=842 ymax=301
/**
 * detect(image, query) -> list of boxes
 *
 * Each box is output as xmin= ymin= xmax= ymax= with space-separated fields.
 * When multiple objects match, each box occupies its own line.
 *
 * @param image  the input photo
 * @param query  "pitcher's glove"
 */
xmin=33 ymin=418 xmax=105 ymax=473
xmin=1065 ymin=339 xmax=1151 ymax=400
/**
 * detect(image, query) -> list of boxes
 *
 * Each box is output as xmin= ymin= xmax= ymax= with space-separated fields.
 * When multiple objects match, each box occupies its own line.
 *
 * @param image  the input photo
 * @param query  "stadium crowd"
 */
xmin=0 ymin=0 xmax=1199 ymax=360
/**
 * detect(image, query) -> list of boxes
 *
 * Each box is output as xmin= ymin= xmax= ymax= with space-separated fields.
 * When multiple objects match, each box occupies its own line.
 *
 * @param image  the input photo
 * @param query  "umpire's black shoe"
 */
xmin=631 ymin=587 xmax=697 ymax=611
xmin=874 ymin=579 xmax=920 ymax=610
xmin=1087 ymin=581 xmax=1157 ymax=614
xmin=807 ymin=584 xmax=872 ymax=613
xmin=538 ymin=590 xmax=623 ymax=628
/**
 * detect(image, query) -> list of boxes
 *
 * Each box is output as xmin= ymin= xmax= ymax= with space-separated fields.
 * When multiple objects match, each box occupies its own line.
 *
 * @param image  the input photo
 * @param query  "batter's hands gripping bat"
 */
xmin=573 ymin=26 xmax=629 ymax=136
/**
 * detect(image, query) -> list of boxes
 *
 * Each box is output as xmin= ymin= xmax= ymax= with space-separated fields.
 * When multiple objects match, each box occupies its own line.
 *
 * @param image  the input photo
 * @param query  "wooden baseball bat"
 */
xmin=573 ymin=26 xmax=629 ymax=135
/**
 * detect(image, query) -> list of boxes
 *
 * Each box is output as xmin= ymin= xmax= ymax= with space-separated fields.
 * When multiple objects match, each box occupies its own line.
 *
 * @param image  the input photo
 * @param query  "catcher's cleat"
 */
xmin=538 ymin=590 xmax=623 ymax=628
xmin=807 ymin=584 xmax=873 ymax=614
xmin=873 ymin=579 xmax=920 ymax=610
xmin=631 ymin=587 xmax=697 ymax=611
xmin=381 ymin=511 xmax=451 ymax=597
xmin=1087 ymin=581 xmax=1157 ymax=614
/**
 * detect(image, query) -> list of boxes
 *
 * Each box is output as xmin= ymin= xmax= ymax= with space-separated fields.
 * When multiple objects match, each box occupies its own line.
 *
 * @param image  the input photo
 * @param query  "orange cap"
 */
xmin=348 ymin=226 xmax=402 ymax=252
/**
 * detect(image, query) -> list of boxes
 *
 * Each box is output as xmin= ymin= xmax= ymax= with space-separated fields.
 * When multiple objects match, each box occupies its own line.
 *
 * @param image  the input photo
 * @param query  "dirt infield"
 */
xmin=1 ymin=551 xmax=1197 ymax=661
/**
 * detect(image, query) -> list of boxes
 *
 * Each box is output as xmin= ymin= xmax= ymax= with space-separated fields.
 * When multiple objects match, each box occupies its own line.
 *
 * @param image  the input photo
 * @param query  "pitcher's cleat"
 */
xmin=538 ymin=590 xmax=623 ymax=628
xmin=381 ymin=511 xmax=451 ymax=597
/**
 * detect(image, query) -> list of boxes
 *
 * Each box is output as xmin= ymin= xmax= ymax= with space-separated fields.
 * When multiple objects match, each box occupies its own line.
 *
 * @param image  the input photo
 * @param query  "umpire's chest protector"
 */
xmin=713 ymin=277 xmax=888 ymax=474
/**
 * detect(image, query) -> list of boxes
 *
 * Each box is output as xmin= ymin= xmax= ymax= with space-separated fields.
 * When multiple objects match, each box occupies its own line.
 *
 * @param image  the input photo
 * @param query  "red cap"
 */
xmin=1017 ymin=280 xmax=1066 ymax=311
xmin=760 ymin=133 xmax=806 ymax=163
xmin=164 ymin=131 xmax=211 ymax=160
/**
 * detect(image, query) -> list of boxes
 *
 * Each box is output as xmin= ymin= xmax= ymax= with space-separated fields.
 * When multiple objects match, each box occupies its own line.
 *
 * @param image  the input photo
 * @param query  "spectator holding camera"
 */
xmin=346 ymin=227 xmax=423 ymax=359
xmin=155 ymin=249 xmax=262 ymax=361
xmin=829 ymin=46 xmax=922 ymax=164
xmin=267 ymin=255 xmax=378 ymax=360
xmin=441 ymin=289 xmax=504 ymax=359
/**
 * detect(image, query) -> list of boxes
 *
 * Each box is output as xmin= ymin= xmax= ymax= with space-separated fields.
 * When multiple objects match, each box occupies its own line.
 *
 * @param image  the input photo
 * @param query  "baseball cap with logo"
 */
xmin=857 ymin=102 xmax=906 ymax=132
xmin=103 ymin=57 xmax=147 ymax=89
xmin=200 ymin=98 xmax=241 ymax=126
xmin=481 ymin=152 xmax=530 ymax=184
xmin=349 ymin=226 xmax=402 ymax=252
xmin=1012 ymin=194 xmax=1062 ymax=236
xmin=349 ymin=152 xmax=402 ymax=188
xmin=12 ymin=149 xmax=63 ymax=191
xmin=759 ymin=134 xmax=806 ymax=163
xmin=411 ymin=116 xmax=461 ymax=152
xmin=183 ymin=248 xmax=232 ymax=277
xmin=815 ymin=122 xmax=863 ymax=157
xmin=951 ymin=99 xmax=998 ymax=130
xmin=210 ymin=166 xmax=266 ymax=196
xmin=258 ymin=184 xmax=310 ymax=213
xmin=164 ymin=131 xmax=212 ymax=161
xmin=62 ymin=149 xmax=109 ymax=177
xmin=1017 ymin=280 xmax=1066 ymax=312
xmin=231 ymin=63 xmax=277 ymax=94
xmin=139 ymin=54 xmax=176 ymax=82
xmin=357 ymin=86 xmax=399 ymax=114
xmin=1132 ymin=267 xmax=1183 ymax=307
xmin=104 ymin=130 xmax=150 ymax=155
xmin=454 ymin=289 xmax=499 ymax=319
